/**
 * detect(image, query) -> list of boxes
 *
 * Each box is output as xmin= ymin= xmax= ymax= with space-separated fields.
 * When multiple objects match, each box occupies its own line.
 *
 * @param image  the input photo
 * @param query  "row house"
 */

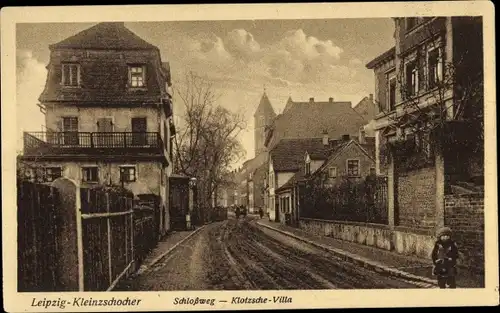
xmin=238 ymin=91 xmax=377 ymax=219
xmin=267 ymin=137 xmax=331 ymax=222
xmin=263 ymin=95 xmax=376 ymax=218
xmin=20 ymin=22 xmax=175 ymax=236
xmin=365 ymin=17 xmax=483 ymax=257
xmin=275 ymin=131 xmax=376 ymax=226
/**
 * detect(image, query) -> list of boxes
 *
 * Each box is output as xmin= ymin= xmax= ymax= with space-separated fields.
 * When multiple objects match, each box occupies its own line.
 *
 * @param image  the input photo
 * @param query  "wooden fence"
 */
xmin=17 ymin=178 xmax=159 ymax=292
xmin=17 ymin=180 xmax=61 ymax=292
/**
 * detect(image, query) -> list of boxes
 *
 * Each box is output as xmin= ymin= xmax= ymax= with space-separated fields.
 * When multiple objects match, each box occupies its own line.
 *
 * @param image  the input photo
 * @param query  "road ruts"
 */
xmin=223 ymin=218 xmax=421 ymax=289
xmin=115 ymin=216 xmax=427 ymax=291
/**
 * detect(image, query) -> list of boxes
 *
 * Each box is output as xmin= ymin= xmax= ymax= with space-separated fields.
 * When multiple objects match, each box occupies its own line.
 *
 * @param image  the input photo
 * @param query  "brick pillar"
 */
xmin=387 ymin=158 xmax=396 ymax=229
xmin=435 ymin=150 xmax=445 ymax=230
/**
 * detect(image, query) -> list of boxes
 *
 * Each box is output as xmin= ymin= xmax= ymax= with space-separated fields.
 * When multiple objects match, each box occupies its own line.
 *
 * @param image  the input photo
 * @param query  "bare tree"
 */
xmin=173 ymin=71 xmax=246 ymax=209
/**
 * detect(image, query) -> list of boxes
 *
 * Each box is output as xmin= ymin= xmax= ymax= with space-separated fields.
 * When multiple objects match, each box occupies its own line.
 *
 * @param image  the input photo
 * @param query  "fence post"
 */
xmin=51 ymin=178 xmax=83 ymax=291
xmin=130 ymin=199 xmax=135 ymax=269
xmin=125 ymin=199 xmax=129 ymax=276
xmin=106 ymin=192 xmax=113 ymax=286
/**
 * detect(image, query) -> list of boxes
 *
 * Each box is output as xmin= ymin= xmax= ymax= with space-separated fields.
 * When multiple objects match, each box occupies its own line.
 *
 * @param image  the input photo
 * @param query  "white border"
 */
xmin=2 ymin=2 xmax=498 ymax=311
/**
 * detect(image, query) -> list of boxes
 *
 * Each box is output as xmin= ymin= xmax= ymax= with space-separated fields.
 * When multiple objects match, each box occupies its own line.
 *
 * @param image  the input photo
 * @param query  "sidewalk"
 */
xmin=135 ymin=226 xmax=205 ymax=275
xmin=256 ymin=219 xmax=484 ymax=288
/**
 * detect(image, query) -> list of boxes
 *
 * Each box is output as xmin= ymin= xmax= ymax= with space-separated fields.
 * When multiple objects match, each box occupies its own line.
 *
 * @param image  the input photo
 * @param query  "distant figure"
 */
xmin=235 ymin=206 xmax=241 ymax=219
xmin=259 ymin=207 xmax=264 ymax=219
xmin=431 ymin=227 xmax=460 ymax=288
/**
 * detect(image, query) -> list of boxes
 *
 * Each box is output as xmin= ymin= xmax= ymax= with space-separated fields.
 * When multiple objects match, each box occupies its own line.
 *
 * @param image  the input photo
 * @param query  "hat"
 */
xmin=437 ymin=227 xmax=452 ymax=237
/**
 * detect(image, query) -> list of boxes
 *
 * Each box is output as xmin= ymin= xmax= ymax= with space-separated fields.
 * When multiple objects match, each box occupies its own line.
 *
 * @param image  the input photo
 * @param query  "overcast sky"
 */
xmin=16 ymin=19 xmax=394 ymax=164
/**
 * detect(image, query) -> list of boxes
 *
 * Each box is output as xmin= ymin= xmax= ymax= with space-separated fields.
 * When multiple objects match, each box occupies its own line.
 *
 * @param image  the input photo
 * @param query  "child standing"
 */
xmin=431 ymin=227 xmax=460 ymax=288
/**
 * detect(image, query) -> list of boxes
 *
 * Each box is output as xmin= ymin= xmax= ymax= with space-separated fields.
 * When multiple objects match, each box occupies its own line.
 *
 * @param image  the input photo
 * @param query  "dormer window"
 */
xmin=129 ymin=65 xmax=146 ymax=87
xmin=62 ymin=63 xmax=80 ymax=87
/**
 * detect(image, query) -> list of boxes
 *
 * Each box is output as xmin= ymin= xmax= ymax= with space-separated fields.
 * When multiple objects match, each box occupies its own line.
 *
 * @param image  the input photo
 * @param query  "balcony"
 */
xmin=23 ymin=132 xmax=164 ymax=158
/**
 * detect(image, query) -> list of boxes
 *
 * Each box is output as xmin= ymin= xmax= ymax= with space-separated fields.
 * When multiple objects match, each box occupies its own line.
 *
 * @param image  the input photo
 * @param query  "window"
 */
xmin=129 ymin=65 xmax=146 ymax=87
xmin=61 ymin=116 xmax=79 ymax=145
xmin=388 ymin=77 xmax=397 ymax=111
xmin=62 ymin=116 xmax=78 ymax=132
xmin=346 ymin=160 xmax=360 ymax=177
xmin=120 ymin=166 xmax=136 ymax=182
xmin=62 ymin=63 xmax=80 ymax=86
xmin=328 ymin=167 xmax=337 ymax=178
xmin=82 ymin=167 xmax=99 ymax=183
xmin=45 ymin=167 xmax=62 ymax=182
xmin=305 ymin=162 xmax=311 ymax=176
xmin=405 ymin=60 xmax=419 ymax=97
xmin=131 ymin=117 xmax=147 ymax=146
xmin=428 ymin=48 xmax=443 ymax=89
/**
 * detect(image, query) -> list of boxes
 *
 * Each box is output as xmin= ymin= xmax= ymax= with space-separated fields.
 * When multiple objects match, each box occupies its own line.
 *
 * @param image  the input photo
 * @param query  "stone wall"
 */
xmin=444 ymin=193 xmax=484 ymax=273
xmin=299 ymin=218 xmax=436 ymax=259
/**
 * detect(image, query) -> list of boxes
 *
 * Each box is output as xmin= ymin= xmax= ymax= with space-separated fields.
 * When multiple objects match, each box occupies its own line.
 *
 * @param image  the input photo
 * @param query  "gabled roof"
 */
xmin=270 ymin=138 xmax=329 ymax=172
xmin=50 ymin=22 xmax=158 ymax=51
xmin=307 ymin=149 xmax=329 ymax=161
xmin=254 ymin=92 xmax=277 ymax=118
xmin=314 ymin=139 xmax=375 ymax=176
xmin=353 ymin=95 xmax=377 ymax=121
xmin=264 ymin=98 xmax=368 ymax=149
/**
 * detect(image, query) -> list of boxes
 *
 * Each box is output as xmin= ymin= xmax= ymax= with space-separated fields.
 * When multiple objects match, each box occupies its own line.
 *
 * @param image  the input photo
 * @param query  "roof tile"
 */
xmin=50 ymin=22 xmax=158 ymax=50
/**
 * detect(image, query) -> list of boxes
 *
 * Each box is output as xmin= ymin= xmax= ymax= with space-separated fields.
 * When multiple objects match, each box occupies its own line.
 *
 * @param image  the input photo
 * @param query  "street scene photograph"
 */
xmin=13 ymin=13 xmax=487 ymax=294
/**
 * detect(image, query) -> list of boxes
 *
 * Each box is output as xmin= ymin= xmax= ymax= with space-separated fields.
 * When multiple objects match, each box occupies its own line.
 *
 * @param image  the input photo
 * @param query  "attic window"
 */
xmin=129 ymin=65 xmax=146 ymax=87
xmin=62 ymin=63 xmax=80 ymax=87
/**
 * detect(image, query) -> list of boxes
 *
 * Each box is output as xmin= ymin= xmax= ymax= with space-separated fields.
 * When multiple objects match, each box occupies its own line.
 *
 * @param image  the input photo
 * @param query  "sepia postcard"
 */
xmin=1 ymin=2 xmax=498 ymax=311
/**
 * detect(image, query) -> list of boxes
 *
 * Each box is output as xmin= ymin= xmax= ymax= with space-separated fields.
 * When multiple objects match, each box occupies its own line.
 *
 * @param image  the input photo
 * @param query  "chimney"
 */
xmin=369 ymin=94 xmax=373 ymax=102
xmin=329 ymin=97 xmax=334 ymax=103
xmin=322 ymin=130 xmax=329 ymax=146
xmin=342 ymin=134 xmax=350 ymax=141
xmin=359 ymin=126 xmax=366 ymax=144
xmin=309 ymin=97 xmax=314 ymax=103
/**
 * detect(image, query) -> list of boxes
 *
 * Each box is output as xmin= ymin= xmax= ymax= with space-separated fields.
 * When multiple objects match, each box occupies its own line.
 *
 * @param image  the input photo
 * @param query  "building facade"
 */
xmin=267 ymin=138 xmax=331 ymax=222
xmin=365 ymin=17 xmax=483 ymax=259
xmin=20 ymin=22 xmax=175 ymax=236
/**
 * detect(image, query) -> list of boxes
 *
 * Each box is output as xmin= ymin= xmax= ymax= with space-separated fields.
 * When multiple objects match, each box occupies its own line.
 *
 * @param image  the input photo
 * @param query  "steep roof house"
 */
xmin=268 ymin=137 xmax=331 ymax=223
xmin=275 ymin=130 xmax=376 ymax=226
xmin=21 ymin=22 xmax=175 ymax=237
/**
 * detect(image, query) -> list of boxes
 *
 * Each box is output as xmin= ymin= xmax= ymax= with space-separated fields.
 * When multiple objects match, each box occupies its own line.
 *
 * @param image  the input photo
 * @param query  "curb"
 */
xmin=256 ymin=222 xmax=437 ymax=288
xmin=135 ymin=224 xmax=208 ymax=275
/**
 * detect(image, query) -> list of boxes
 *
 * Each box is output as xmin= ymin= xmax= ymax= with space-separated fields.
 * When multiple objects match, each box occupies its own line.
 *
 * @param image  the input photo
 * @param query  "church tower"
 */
xmin=254 ymin=91 xmax=276 ymax=156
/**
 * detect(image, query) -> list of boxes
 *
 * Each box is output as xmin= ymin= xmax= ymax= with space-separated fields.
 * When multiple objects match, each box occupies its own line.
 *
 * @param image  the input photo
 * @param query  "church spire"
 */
xmin=254 ymin=89 xmax=276 ymax=118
